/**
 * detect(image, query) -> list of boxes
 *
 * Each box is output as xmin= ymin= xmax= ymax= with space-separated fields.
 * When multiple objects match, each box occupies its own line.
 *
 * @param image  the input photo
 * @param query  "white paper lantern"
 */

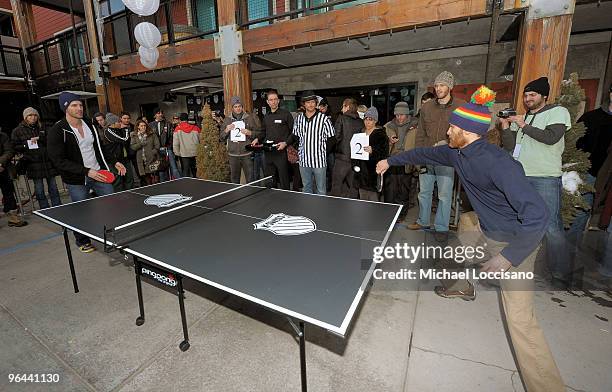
xmin=138 ymin=46 xmax=159 ymax=64
xmin=140 ymin=58 xmax=157 ymax=70
xmin=134 ymin=22 xmax=161 ymax=49
xmin=122 ymin=0 xmax=160 ymax=16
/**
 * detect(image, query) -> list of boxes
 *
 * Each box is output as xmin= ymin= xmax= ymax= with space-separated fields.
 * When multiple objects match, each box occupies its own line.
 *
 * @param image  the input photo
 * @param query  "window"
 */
xmin=195 ymin=0 xmax=216 ymax=32
xmin=0 ymin=12 xmax=15 ymax=37
xmin=99 ymin=0 xmax=126 ymax=18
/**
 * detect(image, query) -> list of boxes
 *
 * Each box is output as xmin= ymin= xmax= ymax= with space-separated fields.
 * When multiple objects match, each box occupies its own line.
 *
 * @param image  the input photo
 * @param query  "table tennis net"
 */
xmin=105 ymin=181 xmax=269 ymax=250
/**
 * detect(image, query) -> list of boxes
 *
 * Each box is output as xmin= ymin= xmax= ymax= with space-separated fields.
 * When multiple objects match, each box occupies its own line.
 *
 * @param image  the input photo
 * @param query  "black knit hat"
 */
xmin=524 ymin=77 xmax=550 ymax=97
xmin=301 ymin=90 xmax=317 ymax=103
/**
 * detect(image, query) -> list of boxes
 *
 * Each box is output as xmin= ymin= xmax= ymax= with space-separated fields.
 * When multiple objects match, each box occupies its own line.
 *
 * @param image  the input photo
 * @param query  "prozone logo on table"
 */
xmin=141 ymin=267 xmax=177 ymax=287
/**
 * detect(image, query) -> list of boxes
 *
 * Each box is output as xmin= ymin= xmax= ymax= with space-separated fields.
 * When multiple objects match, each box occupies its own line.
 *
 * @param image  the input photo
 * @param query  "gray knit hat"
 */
xmin=105 ymin=112 xmax=120 ymax=126
xmin=23 ymin=107 xmax=39 ymax=119
xmin=230 ymin=96 xmax=242 ymax=106
xmin=434 ymin=71 xmax=455 ymax=89
xmin=364 ymin=106 xmax=379 ymax=122
xmin=394 ymin=102 xmax=410 ymax=115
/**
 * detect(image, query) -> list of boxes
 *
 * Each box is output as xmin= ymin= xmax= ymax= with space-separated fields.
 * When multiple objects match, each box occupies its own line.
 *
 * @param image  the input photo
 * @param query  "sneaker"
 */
xmin=78 ymin=243 xmax=96 ymax=253
xmin=7 ymin=212 xmax=28 ymax=227
xmin=407 ymin=222 xmax=429 ymax=230
xmin=434 ymin=281 xmax=476 ymax=301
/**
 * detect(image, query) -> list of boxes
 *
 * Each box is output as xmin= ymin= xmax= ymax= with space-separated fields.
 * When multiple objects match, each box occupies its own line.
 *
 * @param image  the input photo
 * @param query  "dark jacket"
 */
xmin=353 ymin=127 xmax=389 ymax=191
xmin=11 ymin=122 xmax=58 ymax=179
xmin=577 ymin=107 xmax=612 ymax=177
xmin=47 ymin=118 xmax=115 ymax=185
xmin=334 ymin=112 xmax=364 ymax=162
xmin=0 ymin=131 xmax=14 ymax=169
xmin=102 ymin=126 xmax=131 ymax=163
xmin=415 ymin=96 xmax=465 ymax=148
xmin=220 ymin=112 xmax=262 ymax=157
xmin=149 ymin=120 xmax=171 ymax=147
xmin=261 ymin=108 xmax=296 ymax=148
xmin=387 ymin=138 xmax=548 ymax=266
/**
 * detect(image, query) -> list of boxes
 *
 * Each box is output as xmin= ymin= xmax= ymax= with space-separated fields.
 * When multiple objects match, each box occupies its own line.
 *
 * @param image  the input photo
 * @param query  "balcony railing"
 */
xmin=238 ymin=0 xmax=375 ymax=28
xmin=0 ymin=41 xmax=26 ymax=78
xmin=26 ymin=25 xmax=91 ymax=79
xmin=102 ymin=0 xmax=218 ymax=57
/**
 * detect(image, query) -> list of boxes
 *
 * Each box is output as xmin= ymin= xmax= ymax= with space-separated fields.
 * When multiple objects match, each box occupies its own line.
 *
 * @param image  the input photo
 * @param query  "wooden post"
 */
xmin=83 ymin=0 xmax=123 ymax=113
xmin=10 ymin=0 xmax=36 ymax=47
xmin=217 ymin=0 xmax=253 ymax=114
xmin=512 ymin=4 xmax=575 ymax=112
xmin=601 ymin=37 xmax=612 ymax=106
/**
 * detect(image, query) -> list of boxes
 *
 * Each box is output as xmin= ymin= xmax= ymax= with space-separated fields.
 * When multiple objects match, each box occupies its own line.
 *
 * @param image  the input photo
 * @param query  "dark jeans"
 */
xmin=229 ymin=155 xmax=253 ymax=184
xmin=330 ymin=159 xmax=358 ymax=198
xmin=0 ymin=169 xmax=18 ymax=212
xmin=252 ymin=151 xmax=265 ymax=181
xmin=180 ymin=156 xmax=197 ymax=178
xmin=384 ymin=169 xmax=412 ymax=219
xmin=527 ymin=176 xmax=569 ymax=278
xmin=264 ymin=150 xmax=290 ymax=189
xmin=33 ymin=176 xmax=62 ymax=209
xmin=66 ymin=178 xmax=114 ymax=246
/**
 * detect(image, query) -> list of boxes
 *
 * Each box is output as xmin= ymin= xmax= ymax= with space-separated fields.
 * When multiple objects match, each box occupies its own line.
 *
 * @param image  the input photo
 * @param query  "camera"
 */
xmin=498 ymin=108 xmax=517 ymax=118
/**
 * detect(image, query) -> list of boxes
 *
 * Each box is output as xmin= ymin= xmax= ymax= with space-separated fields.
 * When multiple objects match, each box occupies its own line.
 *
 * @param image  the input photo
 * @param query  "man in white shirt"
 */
xmin=47 ymin=92 xmax=126 ymax=253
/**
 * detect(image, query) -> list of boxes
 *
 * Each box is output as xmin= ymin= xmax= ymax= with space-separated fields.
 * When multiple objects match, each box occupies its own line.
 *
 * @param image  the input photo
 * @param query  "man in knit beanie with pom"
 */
xmin=377 ymin=86 xmax=565 ymax=392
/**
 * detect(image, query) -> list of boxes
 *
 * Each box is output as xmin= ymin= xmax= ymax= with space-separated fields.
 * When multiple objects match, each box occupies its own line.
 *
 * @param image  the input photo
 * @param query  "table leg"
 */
xmin=177 ymin=275 xmax=190 ymax=351
xmin=299 ymin=321 xmax=307 ymax=392
xmin=133 ymin=256 xmax=145 ymax=326
xmin=62 ymin=228 xmax=79 ymax=293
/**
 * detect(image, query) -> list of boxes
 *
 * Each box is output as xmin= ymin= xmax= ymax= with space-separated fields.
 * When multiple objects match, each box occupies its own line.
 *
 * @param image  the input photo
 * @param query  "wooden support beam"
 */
xmin=109 ymin=39 xmax=216 ymax=78
xmin=10 ymin=0 xmax=36 ymax=47
xmin=241 ymin=0 xmax=504 ymax=54
xmin=601 ymin=36 xmax=612 ymax=106
xmin=218 ymin=0 xmax=253 ymax=115
xmin=97 ymin=78 xmax=123 ymax=114
xmin=512 ymin=13 xmax=573 ymax=112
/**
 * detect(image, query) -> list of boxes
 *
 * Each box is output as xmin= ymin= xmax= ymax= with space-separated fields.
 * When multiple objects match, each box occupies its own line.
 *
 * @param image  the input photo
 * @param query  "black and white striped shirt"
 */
xmin=292 ymin=111 xmax=335 ymax=168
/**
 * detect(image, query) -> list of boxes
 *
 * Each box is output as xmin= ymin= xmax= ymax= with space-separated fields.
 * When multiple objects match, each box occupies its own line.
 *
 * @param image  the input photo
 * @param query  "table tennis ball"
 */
xmin=353 ymin=166 xmax=361 ymax=173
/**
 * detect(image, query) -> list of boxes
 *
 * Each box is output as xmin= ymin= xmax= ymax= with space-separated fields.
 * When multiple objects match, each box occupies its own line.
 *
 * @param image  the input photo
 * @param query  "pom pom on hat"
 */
xmin=470 ymin=85 xmax=496 ymax=107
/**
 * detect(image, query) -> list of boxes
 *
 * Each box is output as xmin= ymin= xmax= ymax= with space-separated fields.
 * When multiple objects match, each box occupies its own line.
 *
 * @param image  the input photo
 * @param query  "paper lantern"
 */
xmin=140 ymin=57 xmax=158 ymax=70
xmin=138 ymin=46 xmax=159 ymax=63
xmin=134 ymin=22 xmax=161 ymax=49
xmin=122 ymin=0 xmax=159 ymax=16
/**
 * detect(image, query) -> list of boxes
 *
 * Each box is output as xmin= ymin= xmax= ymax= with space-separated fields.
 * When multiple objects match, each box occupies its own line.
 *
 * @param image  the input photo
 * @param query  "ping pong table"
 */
xmin=34 ymin=177 xmax=402 ymax=391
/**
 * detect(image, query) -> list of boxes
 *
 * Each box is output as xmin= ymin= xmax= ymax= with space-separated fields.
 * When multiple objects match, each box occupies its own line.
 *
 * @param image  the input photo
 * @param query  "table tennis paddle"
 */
xmin=98 ymin=169 xmax=115 ymax=184
xmin=376 ymin=173 xmax=383 ymax=193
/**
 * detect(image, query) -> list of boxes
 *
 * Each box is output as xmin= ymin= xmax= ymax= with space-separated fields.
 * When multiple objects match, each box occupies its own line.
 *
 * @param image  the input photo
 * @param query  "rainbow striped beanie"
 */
xmin=449 ymin=86 xmax=496 ymax=135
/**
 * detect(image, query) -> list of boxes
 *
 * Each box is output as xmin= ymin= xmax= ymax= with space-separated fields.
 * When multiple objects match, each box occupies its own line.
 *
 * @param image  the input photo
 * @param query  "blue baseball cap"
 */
xmin=58 ymin=92 xmax=83 ymax=113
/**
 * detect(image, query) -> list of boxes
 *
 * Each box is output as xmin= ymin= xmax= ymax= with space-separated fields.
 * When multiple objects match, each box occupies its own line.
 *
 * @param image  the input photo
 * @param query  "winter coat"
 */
xmin=102 ymin=126 xmax=131 ymax=163
xmin=352 ymin=127 xmax=389 ymax=192
xmin=149 ymin=120 xmax=171 ymax=148
xmin=130 ymin=131 xmax=160 ymax=175
xmin=334 ymin=112 xmax=364 ymax=162
xmin=0 ymin=131 xmax=14 ymax=169
xmin=173 ymin=121 xmax=200 ymax=158
xmin=47 ymin=118 xmax=115 ymax=185
xmin=220 ymin=112 xmax=262 ymax=156
xmin=415 ymin=96 xmax=465 ymax=148
xmin=11 ymin=122 xmax=59 ymax=179
xmin=384 ymin=119 xmax=418 ymax=174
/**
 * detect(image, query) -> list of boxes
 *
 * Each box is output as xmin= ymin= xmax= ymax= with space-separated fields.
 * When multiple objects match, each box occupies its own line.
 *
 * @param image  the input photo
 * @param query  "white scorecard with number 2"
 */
xmin=230 ymin=121 xmax=247 ymax=142
xmin=350 ymin=133 xmax=369 ymax=160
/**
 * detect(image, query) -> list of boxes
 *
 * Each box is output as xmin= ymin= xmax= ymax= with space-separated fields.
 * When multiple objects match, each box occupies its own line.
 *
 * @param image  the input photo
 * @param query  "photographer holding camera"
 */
xmin=499 ymin=77 xmax=572 ymax=286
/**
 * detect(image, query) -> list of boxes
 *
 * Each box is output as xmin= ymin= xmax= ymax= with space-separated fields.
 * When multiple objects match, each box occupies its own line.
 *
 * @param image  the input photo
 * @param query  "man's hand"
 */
xmin=115 ymin=162 xmax=127 ymax=176
xmin=251 ymin=138 xmax=259 ymax=147
xmin=480 ymin=253 xmax=512 ymax=273
xmin=363 ymin=146 xmax=373 ymax=154
xmin=498 ymin=117 xmax=511 ymax=129
xmin=31 ymin=136 xmax=40 ymax=142
xmin=0 ymin=164 xmax=4 ymax=173
xmin=224 ymin=123 xmax=235 ymax=134
xmin=276 ymin=141 xmax=287 ymax=151
xmin=376 ymin=159 xmax=390 ymax=175
xmin=390 ymin=135 xmax=399 ymax=145
xmin=508 ymin=115 xmax=526 ymax=129
xmin=87 ymin=169 xmax=107 ymax=182
xmin=241 ymin=129 xmax=252 ymax=136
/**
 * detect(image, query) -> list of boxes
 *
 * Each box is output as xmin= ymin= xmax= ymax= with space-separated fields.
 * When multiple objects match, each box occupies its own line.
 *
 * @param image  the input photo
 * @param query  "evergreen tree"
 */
xmin=196 ymin=104 xmax=230 ymax=181
xmin=556 ymin=73 xmax=594 ymax=226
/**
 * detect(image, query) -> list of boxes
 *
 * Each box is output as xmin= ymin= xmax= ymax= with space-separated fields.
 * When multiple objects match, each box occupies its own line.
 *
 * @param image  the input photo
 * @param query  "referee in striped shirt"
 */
xmin=292 ymin=91 xmax=335 ymax=195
